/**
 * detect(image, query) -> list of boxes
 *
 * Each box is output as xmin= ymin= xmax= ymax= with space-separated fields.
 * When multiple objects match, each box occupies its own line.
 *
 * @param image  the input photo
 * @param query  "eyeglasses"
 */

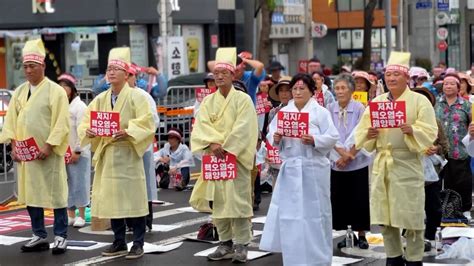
xmin=106 ymin=67 xmax=124 ymax=73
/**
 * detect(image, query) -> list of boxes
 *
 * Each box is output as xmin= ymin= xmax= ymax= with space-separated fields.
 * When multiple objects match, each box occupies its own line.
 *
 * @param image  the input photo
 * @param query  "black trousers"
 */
xmin=424 ymin=180 xmax=442 ymax=240
xmin=112 ymin=216 xmax=146 ymax=247
xmin=441 ymin=158 xmax=473 ymax=212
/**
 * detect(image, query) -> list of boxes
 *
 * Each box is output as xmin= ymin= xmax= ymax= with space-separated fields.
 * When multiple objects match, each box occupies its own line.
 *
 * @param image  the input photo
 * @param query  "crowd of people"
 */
xmin=191 ymin=49 xmax=474 ymax=266
xmin=1 ymin=37 xmax=473 ymax=265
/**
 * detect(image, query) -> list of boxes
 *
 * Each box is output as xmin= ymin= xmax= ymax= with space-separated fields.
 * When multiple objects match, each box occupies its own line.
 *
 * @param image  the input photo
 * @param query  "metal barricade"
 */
xmin=77 ymin=88 xmax=95 ymax=105
xmin=0 ymin=89 xmax=15 ymax=204
xmin=156 ymin=85 xmax=202 ymax=148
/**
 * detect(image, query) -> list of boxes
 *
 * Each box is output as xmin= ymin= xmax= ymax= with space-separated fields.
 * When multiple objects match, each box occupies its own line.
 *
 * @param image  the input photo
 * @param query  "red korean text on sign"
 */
xmin=195 ymin=87 xmax=217 ymax=103
xmin=14 ymin=138 xmax=40 ymax=162
xmin=64 ymin=146 xmax=72 ymax=164
xmin=90 ymin=111 xmax=120 ymax=137
xmin=314 ymin=91 xmax=325 ymax=107
xmin=265 ymin=141 xmax=282 ymax=164
xmin=256 ymin=92 xmax=271 ymax=115
xmin=277 ymin=111 xmax=309 ymax=138
xmin=202 ymin=154 xmax=238 ymax=181
xmin=369 ymin=101 xmax=406 ymax=128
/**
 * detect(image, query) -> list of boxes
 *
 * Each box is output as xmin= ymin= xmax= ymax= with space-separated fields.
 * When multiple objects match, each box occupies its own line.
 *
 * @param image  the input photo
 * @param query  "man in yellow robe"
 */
xmin=355 ymin=52 xmax=438 ymax=265
xmin=78 ymin=47 xmax=155 ymax=260
xmin=0 ymin=39 xmax=70 ymax=254
xmin=190 ymin=48 xmax=258 ymax=263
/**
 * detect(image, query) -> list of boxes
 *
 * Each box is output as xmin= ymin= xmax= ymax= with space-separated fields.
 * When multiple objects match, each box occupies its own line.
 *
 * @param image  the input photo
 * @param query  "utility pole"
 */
xmin=385 ymin=0 xmax=392 ymax=57
xmin=397 ymin=0 xmax=403 ymax=51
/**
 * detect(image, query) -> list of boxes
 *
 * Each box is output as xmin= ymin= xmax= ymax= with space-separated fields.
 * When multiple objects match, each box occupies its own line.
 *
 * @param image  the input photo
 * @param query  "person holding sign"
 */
xmin=58 ymin=73 xmax=91 ymax=229
xmin=78 ymin=47 xmax=155 ymax=260
xmin=327 ymin=73 xmax=371 ymax=249
xmin=0 ymin=39 xmax=70 ymax=254
xmin=352 ymin=70 xmax=374 ymax=105
xmin=355 ymin=52 xmax=438 ymax=265
xmin=435 ymin=73 xmax=472 ymax=221
xmin=260 ymin=73 xmax=339 ymax=265
xmin=311 ymin=71 xmax=334 ymax=108
xmin=190 ymin=48 xmax=258 ymax=263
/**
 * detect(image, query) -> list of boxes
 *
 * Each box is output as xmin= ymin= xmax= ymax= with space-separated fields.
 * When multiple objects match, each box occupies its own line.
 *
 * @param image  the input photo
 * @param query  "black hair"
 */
xmin=289 ymin=73 xmax=316 ymax=95
xmin=58 ymin=78 xmax=77 ymax=103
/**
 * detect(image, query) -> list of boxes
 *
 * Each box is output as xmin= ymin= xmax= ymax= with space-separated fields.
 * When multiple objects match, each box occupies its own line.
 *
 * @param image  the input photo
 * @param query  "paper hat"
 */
xmin=22 ymin=39 xmax=46 ymax=64
xmin=352 ymin=71 xmax=375 ymax=85
xmin=215 ymin=47 xmax=237 ymax=73
xmin=386 ymin=51 xmax=411 ymax=74
xmin=58 ymin=73 xmax=77 ymax=85
xmin=108 ymin=47 xmax=131 ymax=71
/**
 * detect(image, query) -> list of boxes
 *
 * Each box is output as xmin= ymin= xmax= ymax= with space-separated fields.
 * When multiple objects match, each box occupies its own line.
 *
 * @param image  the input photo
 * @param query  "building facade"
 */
xmin=0 ymin=0 xmax=219 ymax=89
xmin=312 ymin=0 xmax=399 ymax=71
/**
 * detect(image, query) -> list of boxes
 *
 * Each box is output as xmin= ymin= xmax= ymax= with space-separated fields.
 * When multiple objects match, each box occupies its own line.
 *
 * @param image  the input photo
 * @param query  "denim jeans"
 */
xmin=111 ymin=216 xmax=146 ymax=247
xmin=26 ymin=206 xmax=67 ymax=238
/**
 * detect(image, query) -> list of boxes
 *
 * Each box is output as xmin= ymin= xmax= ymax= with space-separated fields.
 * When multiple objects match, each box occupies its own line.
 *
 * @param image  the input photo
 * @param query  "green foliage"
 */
xmin=267 ymin=0 xmax=276 ymax=11
xmin=414 ymin=58 xmax=432 ymax=71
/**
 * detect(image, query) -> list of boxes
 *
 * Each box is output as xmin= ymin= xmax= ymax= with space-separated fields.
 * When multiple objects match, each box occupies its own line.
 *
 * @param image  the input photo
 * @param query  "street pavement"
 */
xmin=0 ymin=186 xmax=473 ymax=265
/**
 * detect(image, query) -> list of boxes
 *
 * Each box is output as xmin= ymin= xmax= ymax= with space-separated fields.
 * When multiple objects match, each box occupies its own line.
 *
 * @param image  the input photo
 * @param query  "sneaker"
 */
xmin=125 ymin=244 xmax=144 ymax=260
xmin=424 ymin=240 xmax=432 ymax=252
xmin=73 ymin=217 xmax=86 ymax=228
xmin=232 ymin=244 xmax=248 ymax=263
xmin=101 ymin=241 xmax=128 ymax=256
xmin=52 ymin=236 xmax=67 ymax=255
xmin=21 ymin=234 xmax=49 ymax=252
xmin=463 ymin=211 xmax=472 ymax=221
xmin=207 ymin=241 xmax=234 ymax=261
xmin=67 ymin=216 xmax=75 ymax=226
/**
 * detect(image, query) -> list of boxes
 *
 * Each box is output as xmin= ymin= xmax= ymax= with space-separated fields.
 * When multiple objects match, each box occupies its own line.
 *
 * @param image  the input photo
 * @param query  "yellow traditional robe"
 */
xmin=0 ymin=78 xmax=70 ymax=208
xmin=78 ymin=84 xmax=155 ymax=219
xmin=190 ymin=87 xmax=258 ymax=218
xmin=355 ymin=88 xmax=437 ymax=230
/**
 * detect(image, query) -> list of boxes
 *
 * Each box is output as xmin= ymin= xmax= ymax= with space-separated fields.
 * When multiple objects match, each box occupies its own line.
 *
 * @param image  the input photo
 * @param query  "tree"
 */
xmin=361 ymin=0 xmax=378 ymax=71
xmin=256 ymin=0 xmax=276 ymax=65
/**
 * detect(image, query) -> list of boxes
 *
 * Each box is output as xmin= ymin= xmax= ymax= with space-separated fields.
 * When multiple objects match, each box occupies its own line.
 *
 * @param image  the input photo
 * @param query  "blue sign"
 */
xmin=437 ymin=0 xmax=449 ymax=11
xmin=416 ymin=1 xmax=432 ymax=9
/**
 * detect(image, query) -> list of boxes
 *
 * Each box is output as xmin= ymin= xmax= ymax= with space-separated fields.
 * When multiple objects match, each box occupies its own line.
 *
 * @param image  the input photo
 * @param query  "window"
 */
xmin=337 ymin=0 xmax=383 ymax=11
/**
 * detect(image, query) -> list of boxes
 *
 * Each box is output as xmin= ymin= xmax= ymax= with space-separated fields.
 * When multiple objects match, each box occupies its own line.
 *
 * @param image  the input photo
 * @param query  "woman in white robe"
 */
xmin=260 ymin=73 xmax=339 ymax=266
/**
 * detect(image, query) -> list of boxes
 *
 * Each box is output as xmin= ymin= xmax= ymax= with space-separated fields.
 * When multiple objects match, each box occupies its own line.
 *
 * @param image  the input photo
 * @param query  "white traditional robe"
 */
xmin=260 ymin=98 xmax=339 ymax=266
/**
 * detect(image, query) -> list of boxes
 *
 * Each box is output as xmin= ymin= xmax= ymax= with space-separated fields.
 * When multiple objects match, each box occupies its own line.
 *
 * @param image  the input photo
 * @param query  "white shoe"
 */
xmin=52 ymin=236 xmax=67 ymax=254
xmin=463 ymin=211 xmax=472 ymax=221
xmin=67 ymin=217 xmax=75 ymax=226
xmin=73 ymin=217 xmax=86 ymax=228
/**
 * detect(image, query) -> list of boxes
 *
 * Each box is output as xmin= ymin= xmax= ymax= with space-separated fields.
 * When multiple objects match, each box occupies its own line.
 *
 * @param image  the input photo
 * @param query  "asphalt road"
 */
xmin=0 ymin=186 xmax=472 ymax=265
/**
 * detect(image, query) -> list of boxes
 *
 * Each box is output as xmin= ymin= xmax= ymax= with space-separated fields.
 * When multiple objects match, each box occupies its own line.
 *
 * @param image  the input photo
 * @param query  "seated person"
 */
xmin=154 ymin=128 xmax=194 ymax=191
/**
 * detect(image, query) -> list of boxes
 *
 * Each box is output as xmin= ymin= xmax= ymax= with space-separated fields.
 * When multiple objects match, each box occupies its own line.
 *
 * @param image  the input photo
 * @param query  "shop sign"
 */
xmin=270 ymin=24 xmax=305 ymax=39
xmin=32 ymin=0 xmax=55 ymax=14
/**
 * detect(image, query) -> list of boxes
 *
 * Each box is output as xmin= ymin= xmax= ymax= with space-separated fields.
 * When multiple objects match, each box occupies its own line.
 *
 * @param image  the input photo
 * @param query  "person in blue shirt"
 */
xmin=92 ymin=66 xmax=167 ymax=101
xmin=208 ymin=51 xmax=265 ymax=105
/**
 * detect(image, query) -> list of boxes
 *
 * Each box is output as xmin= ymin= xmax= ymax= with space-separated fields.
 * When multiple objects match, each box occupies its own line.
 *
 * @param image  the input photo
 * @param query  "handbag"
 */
xmin=197 ymin=222 xmax=219 ymax=241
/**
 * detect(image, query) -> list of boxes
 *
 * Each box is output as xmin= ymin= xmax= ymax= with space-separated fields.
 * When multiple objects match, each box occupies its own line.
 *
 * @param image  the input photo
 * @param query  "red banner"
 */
xmin=202 ymin=153 xmax=237 ymax=181
xmin=369 ymin=101 xmax=406 ymax=128
xmin=195 ymin=87 xmax=217 ymax=103
xmin=14 ymin=138 xmax=40 ymax=162
xmin=265 ymin=141 xmax=282 ymax=164
xmin=90 ymin=111 xmax=120 ymax=137
xmin=0 ymin=210 xmax=54 ymax=234
xmin=314 ymin=91 xmax=325 ymax=107
xmin=277 ymin=111 xmax=309 ymax=138
xmin=256 ymin=92 xmax=271 ymax=115
xmin=64 ymin=146 xmax=72 ymax=164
